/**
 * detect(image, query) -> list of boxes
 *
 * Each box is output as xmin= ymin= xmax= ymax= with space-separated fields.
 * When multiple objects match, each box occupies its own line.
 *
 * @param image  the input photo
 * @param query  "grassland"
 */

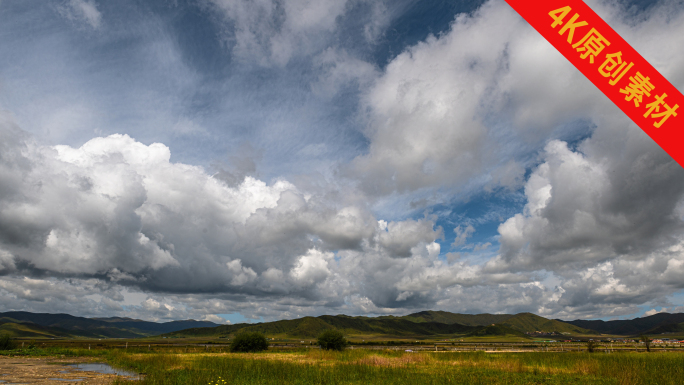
xmin=3 ymin=339 xmax=683 ymax=385
xmin=103 ymin=349 xmax=683 ymax=385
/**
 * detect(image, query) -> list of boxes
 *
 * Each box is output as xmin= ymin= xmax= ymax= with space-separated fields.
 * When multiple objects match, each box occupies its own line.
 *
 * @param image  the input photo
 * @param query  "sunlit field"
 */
xmin=3 ymin=341 xmax=684 ymax=385
xmin=104 ymin=349 xmax=684 ymax=385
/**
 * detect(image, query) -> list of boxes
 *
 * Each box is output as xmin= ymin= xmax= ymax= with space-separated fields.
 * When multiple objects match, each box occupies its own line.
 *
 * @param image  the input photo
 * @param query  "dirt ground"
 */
xmin=0 ymin=356 xmax=134 ymax=384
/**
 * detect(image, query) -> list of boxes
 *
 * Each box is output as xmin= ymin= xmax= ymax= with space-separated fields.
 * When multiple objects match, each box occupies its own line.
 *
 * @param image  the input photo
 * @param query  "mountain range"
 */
xmin=562 ymin=313 xmax=684 ymax=336
xmin=2 ymin=310 xmax=684 ymax=339
xmin=0 ymin=311 xmax=217 ymax=338
xmin=164 ymin=311 xmax=595 ymax=339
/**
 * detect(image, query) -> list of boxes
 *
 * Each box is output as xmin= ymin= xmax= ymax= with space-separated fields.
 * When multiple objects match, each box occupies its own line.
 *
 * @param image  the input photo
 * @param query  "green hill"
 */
xmin=0 ymin=311 xmax=218 ymax=338
xmin=315 ymin=315 xmax=474 ymax=337
xmin=166 ymin=311 xmax=597 ymax=339
xmin=502 ymin=313 xmax=596 ymax=335
xmin=468 ymin=324 xmax=530 ymax=339
xmin=0 ymin=317 xmax=72 ymax=338
xmin=240 ymin=317 xmax=333 ymax=338
xmin=164 ymin=323 xmax=248 ymax=337
xmin=564 ymin=313 xmax=684 ymax=336
xmin=397 ymin=311 xmax=591 ymax=334
xmin=400 ymin=311 xmax=514 ymax=326
xmin=645 ymin=322 xmax=684 ymax=335
xmin=167 ymin=314 xmax=478 ymax=338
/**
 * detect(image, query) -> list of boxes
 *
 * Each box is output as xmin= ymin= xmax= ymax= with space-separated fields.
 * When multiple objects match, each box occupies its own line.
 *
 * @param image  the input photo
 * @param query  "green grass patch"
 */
xmin=104 ymin=350 xmax=684 ymax=385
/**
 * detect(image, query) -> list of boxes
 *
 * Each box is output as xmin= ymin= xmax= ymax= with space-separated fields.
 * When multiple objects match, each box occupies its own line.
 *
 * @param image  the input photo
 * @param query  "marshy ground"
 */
xmin=0 ymin=356 xmax=122 ymax=384
xmin=109 ymin=348 xmax=684 ymax=384
xmin=2 ymin=343 xmax=684 ymax=384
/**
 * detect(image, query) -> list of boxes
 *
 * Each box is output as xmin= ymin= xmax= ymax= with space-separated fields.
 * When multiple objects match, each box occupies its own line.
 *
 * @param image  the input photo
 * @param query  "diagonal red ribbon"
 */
xmin=505 ymin=0 xmax=683 ymax=168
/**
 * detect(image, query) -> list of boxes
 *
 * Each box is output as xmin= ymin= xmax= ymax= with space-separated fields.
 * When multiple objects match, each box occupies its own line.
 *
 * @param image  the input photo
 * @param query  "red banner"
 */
xmin=505 ymin=0 xmax=683 ymax=168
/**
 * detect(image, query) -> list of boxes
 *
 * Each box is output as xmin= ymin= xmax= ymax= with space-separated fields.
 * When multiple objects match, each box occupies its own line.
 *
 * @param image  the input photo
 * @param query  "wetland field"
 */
xmin=2 ymin=340 xmax=684 ymax=385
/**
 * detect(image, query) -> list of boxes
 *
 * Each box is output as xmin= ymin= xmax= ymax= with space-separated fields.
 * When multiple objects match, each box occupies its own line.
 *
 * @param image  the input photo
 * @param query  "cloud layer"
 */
xmin=0 ymin=0 xmax=683 ymax=322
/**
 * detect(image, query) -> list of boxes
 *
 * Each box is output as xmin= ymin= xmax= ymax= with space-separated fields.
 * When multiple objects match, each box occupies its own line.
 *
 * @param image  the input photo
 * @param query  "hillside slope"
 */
xmin=167 ymin=314 xmax=478 ymax=338
xmin=0 ymin=312 xmax=217 ymax=338
xmin=398 ymin=311 xmax=594 ymax=334
xmin=467 ymin=324 xmax=530 ymax=339
xmin=399 ymin=311 xmax=514 ymax=326
xmin=502 ymin=313 xmax=597 ymax=335
xmin=0 ymin=310 xmax=604 ymax=340
xmin=0 ymin=312 xmax=142 ymax=338
xmin=563 ymin=313 xmax=684 ymax=335
xmin=94 ymin=317 xmax=218 ymax=334
xmin=645 ymin=322 xmax=684 ymax=335
xmin=166 ymin=312 xmax=594 ymax=339
xmin=0 ymin=317 xmax=73 ymax=338
xmin=167 ymin=311 xmax=599 ymax=339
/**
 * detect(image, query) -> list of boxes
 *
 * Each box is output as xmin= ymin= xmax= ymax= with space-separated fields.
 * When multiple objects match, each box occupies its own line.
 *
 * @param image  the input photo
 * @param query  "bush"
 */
xmin=229 ymin=332 xmax=269 ymax=353
xmin=640 ymin=335 xmax=651 ymax=352
xmin=317 ymin=330 xmax=347 ymax=351
xmin=0 ymin=334 xmax=17 ymax=350
xmin=586 ymin=340 xmax=596 ymax=353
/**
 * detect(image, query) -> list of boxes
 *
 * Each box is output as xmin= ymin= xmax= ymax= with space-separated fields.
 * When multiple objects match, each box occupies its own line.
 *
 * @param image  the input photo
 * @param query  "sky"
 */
xmin=0 ymin=0 xmax=683 ymax=324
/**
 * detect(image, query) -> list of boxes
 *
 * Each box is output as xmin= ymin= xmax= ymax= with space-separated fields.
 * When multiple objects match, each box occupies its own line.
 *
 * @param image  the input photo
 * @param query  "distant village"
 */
xmin=524 ymin=331 xmax=684 ymax=344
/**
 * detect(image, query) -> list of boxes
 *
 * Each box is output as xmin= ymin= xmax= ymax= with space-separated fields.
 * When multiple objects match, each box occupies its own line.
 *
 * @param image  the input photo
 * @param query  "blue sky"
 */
xmin=0 ymin=0 xmax=683 ymax=323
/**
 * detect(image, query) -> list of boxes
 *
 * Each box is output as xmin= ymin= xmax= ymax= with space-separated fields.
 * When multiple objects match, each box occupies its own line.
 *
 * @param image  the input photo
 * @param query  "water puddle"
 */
xmin=67 ymin=363 xmax=140 ymax=380
xmin=49 ymin=379 xmax=84 ymax=382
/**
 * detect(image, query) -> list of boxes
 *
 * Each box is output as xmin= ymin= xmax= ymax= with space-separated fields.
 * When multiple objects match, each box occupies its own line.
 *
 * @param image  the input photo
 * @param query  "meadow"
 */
xmin=3 ymin=341 xmax=684 ymax=384
xmin=100 ymin=348 xmax=682 ymax=385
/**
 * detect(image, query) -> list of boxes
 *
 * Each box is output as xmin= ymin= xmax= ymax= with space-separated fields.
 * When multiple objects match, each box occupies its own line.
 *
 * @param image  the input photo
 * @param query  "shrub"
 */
xmin=640 ymin=335 xmax=651 ymax=352
xmin=229 ymin=332 xmax=269 ymax=353
xmin=586 ymin=340 xmax=596 ymax=353
xmin=317 ymin=330 xmax=347 ymax=351
xmin=0 ymin=334 xmax=17 ymax=350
